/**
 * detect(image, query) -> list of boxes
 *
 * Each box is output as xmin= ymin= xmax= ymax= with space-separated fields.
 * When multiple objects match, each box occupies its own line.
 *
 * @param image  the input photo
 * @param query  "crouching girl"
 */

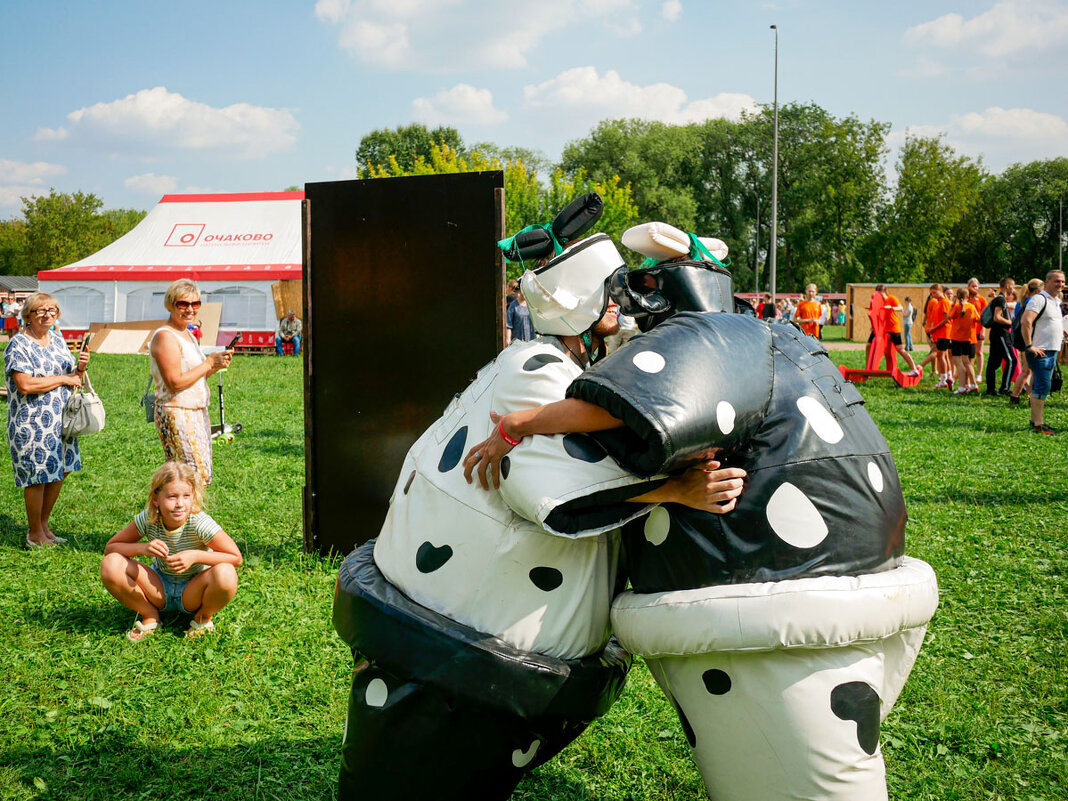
xmin=101 ymin=461 xmax=242 ymax=642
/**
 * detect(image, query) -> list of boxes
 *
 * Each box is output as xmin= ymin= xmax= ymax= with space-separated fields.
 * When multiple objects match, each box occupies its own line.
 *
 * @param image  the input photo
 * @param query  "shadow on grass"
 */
xmin=232 ymin=428 xmax=305 ymax=460
xmin=1 ymin=731 xmax=341 ymax=801
xmin=1 ymin=730 xmax=607 ymax=801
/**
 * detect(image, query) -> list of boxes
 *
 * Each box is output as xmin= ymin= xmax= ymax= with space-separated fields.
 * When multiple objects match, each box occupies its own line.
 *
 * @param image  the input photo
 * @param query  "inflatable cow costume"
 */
xmin=561 ymin=222 xmax=939 ymax=801
xmin=332 ymin=196 xmax=666 ymax=800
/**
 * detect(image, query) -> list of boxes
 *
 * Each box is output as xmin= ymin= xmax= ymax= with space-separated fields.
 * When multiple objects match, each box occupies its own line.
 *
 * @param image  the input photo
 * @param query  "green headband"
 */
xmin=496 ymin=222 xmax=564 ymax=264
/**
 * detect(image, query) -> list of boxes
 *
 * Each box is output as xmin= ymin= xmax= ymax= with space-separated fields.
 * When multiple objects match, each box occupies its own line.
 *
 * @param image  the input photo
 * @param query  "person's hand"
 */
xmin=64 ymin=373 xmax=84 ymax=387
xmin=145 ymin=539 xmax=170 ymax=559
xmin=164 ymin=551 xmax=198 ymax=573
xmin=208 ymin=350 xmax=232 ymax=372
xmin=1028 ymin=345 xmax=1046 ymax=357
xmin=659 ymin=460 xmax=746 ymax=514
xmin=76 ymin=350 xmax=90 ymax=372
xmin=463 ymin=411 xmax=516 ymax=490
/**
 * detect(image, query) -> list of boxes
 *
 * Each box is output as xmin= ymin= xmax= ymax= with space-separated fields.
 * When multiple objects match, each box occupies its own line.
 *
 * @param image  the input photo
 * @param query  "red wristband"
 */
xmin=498 ymin=419 xmax=521 ymax=446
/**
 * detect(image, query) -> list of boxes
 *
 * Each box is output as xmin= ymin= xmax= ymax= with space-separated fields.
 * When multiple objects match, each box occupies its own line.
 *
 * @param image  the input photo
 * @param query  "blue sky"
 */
xmin=2 ymin=0 xmax=1065 ymax=216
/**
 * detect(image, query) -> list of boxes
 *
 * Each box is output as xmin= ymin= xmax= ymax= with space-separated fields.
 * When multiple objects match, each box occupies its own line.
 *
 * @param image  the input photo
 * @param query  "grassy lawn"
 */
xmin=0 ymin=351 xmax=1064 ymax=800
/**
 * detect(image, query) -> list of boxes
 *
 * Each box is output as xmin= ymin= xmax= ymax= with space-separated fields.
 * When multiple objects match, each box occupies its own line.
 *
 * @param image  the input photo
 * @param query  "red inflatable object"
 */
xmin=840 ymin=292 xmax=922 ymax=387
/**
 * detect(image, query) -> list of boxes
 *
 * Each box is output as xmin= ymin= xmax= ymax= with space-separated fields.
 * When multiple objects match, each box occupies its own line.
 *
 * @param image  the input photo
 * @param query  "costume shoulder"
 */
xmin=567 ymin=312 xmax=774 ymax=477
xmin=492 ymin=338 xmax=581 ymax=412
xmin=495 ymin=340 xmax=663 ymax=537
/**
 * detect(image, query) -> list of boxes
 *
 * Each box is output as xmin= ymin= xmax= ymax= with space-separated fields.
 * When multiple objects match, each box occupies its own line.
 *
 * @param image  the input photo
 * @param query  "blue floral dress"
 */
xmin=4 ymin=330 xmax=81 ymax=488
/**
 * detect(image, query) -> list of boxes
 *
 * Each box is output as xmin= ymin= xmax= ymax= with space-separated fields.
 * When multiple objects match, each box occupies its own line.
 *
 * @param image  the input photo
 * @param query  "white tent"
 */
xmin=38 ymin=191 xmax=303 ymax=346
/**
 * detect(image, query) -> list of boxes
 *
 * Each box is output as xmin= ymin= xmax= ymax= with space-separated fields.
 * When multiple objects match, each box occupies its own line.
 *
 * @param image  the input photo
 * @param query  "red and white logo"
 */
xmin=165 ymin=224 xmax=205 ymax=247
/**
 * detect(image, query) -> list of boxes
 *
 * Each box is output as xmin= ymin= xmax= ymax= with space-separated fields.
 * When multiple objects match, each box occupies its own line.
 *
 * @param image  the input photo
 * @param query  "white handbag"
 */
xmin=62 ymin=373 xmax=106 ymax=439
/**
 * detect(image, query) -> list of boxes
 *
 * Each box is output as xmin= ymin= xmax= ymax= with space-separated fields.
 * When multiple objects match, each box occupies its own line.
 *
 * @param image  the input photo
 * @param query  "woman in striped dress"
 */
xmin=149 ymin=280 xmax=232 ymax=486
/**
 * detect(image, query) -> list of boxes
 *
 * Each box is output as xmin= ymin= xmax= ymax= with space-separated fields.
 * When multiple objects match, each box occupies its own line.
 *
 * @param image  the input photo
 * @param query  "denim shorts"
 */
xmin=1026 ymin=351 xmax=1057 ymax=400
xmin=151 ymin=565 xmax=194 ymax=613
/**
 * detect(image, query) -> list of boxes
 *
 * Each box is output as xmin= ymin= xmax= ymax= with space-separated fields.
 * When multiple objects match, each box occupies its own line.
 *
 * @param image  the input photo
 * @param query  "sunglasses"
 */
xmin=174 ymin=300 xmax=202 ymax=310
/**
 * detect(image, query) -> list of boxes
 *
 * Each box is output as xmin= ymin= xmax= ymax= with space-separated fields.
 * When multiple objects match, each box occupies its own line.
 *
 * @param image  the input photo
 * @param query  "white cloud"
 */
xmin=316 ymin=0 xmax=640 ymax=70
xmin=904 ymin=1 xmax=1068 ymax=57
xmin=0 ymin=159 xmax=67 ymax=185
xmin=661 ymin=1 xmax=682 ymax=22
xmin=956 ymin=106 xmax=1068 ymax=140
xmin=36 ymin=87 xmax=298 ymax=159
xmin=0 ymin=160 xmax=68 ymax=212
xmin=886 ymin=107 xmax=1068 ymax=173
xmin=412 ymin=84 xmax=508 ymax=125
xmin=33 ymin=126 xmax=69 ymax=142
xmin=123 ymin=172 xmax=178 ymax=195
xmin=523 ymin=67 xmax=758 ymax=124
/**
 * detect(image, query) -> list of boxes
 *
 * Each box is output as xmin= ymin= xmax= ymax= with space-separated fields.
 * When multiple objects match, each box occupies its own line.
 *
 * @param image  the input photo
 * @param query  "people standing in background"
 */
xmin=871 ymin=285 xmax=920 ymax=376
xmin=922 ymin=284 xmax=953 ymax=387
xmin=505 ymin=288 xmax=535 ymax=345
xmin=150 ymin=279 xmax=233 ymax=487
xmin=983 ymin=278 xmax=1017 ymax=398
xmin=902 ymin=297 xmax=915 ymax=351
xmin=4 ymin=293 xmax=91 ymax=548
xmin=275 ymin=309 xmax=302 ymax=356
xmin=948 ymin=287 xmax=980 ymax=393
xmin=795 ymin=284 xmax=822 ymax=338
xmin=1017 ymin=270 xmax=1065 ymax=434
xmin=967 ymin=278 xmax=988 ymax=377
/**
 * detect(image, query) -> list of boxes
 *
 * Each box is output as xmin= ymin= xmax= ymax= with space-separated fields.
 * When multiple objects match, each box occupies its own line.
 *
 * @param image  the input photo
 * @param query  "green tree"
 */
xmin=987 ymin=158 xmax=1068 ymax=279
xmin=560 ymin=119 xmax=700 ymax=230
xmin=363 ymin=142 xmax=637 ymax=281
xmin=0 ymin=219 xmax=31 ymax=275
xmin=867 ymin=135 xmax=985 ymax=284
xmin=17 ymin=190 xmax=145 ymax=274
xmin=355 ymin=123 xmax=465 ymax=178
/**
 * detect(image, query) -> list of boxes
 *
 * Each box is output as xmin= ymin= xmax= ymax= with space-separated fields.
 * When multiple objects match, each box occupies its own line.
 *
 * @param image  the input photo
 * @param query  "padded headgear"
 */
xmin=521 ymin=234 xmax=624 ymax=336
xmin=621 ymin=221 xmax=728 ymax=264
xmin=499 ymin=193 xmax=604 ymax=263
xmin=614 ymin=221 xmax=735 ymax=332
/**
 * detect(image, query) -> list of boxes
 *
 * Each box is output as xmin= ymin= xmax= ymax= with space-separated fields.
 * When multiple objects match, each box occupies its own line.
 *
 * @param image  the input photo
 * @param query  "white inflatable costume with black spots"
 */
xmin=333 ymin=216 xmax=661 ymax=800
xmin=564 ymin=222 xmax=939 ymax=801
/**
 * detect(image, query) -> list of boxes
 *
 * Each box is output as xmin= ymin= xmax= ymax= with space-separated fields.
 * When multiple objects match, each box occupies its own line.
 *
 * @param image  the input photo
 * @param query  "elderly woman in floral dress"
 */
xmin=4 ymin=293 xmax=90 ymax=548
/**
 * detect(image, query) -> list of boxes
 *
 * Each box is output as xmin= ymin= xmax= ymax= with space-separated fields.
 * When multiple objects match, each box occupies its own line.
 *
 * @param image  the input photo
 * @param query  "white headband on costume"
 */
xmin=520 ymin=234 xmax=624 ymax=336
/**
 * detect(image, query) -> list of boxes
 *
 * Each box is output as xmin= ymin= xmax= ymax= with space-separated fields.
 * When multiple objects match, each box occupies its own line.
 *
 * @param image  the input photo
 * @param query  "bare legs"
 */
xmin=182 ymin=564 xmax=239 ymax=625
xmin=100 ymin=556 xmax=238 ymax=636
xmin=24 ymin=477 xmax=65 ymax=545
xmin=100 ymin=553 xmax=166 ymax=630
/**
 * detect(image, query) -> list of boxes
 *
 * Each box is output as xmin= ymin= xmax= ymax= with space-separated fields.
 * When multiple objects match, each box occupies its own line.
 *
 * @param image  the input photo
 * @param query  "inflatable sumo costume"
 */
xmin=333 ymin=196 xmax=661 ymax=800
xmin=566 ymin=222 xmax=939 ymax=801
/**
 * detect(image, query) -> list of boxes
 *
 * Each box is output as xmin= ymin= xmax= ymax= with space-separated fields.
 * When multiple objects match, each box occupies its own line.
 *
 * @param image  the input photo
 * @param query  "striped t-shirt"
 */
xmin=133 ymin=509 xmax=222 ymax=579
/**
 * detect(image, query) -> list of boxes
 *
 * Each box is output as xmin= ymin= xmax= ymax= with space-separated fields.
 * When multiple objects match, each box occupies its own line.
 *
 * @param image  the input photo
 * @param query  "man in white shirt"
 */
xmin=1020 ymin=270 xmax=1065 ymax=434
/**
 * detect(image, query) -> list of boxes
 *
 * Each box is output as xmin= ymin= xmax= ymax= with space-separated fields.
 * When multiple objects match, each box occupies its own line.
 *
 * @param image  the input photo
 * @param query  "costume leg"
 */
xmin=334 ymin=541 xmax=630 ymax=801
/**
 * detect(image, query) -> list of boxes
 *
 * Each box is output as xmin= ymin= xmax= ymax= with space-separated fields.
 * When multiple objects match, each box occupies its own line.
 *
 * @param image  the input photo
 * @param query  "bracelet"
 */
xmin=498 ymin=419 xmax=522 ymax=446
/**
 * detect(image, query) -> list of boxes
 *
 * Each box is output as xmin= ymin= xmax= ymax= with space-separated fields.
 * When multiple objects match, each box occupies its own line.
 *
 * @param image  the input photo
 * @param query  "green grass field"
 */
xmin=0 ymin=351 xmax=1064 ymax=800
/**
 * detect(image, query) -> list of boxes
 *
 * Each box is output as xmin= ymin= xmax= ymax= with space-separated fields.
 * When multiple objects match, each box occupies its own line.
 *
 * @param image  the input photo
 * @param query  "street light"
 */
xmin=753 ymin=193 xmax=760 ymax=293
xmin=769 ymin=23 xmax=779 ymax=306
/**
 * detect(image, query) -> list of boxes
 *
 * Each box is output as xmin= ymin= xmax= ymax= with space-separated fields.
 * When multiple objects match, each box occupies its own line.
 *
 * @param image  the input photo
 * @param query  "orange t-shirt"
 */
xmin=970 ymin=294 xmax=988 ymax=336
xmin=883 ymin=294 xmax=903 ymax=334
xmin=926 ymin=297 xmax=951 ymax=339
xmin=949 ymin=303 xmax=979 ymax=343
xmin=795 ymin=299 xmax=822 ymax=336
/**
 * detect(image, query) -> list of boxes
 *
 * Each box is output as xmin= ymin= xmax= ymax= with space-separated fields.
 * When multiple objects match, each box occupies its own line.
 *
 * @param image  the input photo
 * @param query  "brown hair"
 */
xmin=145 ymin=461 xmax=204 ymax=525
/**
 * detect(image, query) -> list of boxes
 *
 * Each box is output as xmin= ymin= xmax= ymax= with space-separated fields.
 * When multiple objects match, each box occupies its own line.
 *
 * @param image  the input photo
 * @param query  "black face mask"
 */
xmin=608 ymin=261 xmax=736 ymax=332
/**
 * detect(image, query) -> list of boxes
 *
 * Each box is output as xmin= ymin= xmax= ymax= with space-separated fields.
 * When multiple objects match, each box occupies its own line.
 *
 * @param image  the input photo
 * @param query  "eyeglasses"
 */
xmin=32 ymin=308 xmax=59 ymax=317
xmin=174 ymin=300 xmax=202 ymax=310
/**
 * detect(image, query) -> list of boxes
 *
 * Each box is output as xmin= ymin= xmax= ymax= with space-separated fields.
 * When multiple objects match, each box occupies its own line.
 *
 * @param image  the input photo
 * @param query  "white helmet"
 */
xmin=520 ymin=234 xmax=624 ymax=336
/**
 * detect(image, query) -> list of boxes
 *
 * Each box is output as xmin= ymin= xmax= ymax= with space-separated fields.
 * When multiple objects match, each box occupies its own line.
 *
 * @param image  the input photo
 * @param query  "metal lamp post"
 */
xmin=769 ymin=24 xmax=779 ymax=306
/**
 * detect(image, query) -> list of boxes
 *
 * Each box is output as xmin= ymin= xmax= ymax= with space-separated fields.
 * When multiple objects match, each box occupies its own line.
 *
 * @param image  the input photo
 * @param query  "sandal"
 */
xmin=126 ymin=620 xmax=159 ymax=642
xmin=186 ymin=619 xmax=215 ymax=638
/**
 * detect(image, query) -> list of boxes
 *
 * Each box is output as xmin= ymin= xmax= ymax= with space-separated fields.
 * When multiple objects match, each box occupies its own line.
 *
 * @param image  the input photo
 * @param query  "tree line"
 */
xmin=357 ymin=113 xmax=1067 ymax=289
xmin=4 ymin=106 xmax=1064 ymax=291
